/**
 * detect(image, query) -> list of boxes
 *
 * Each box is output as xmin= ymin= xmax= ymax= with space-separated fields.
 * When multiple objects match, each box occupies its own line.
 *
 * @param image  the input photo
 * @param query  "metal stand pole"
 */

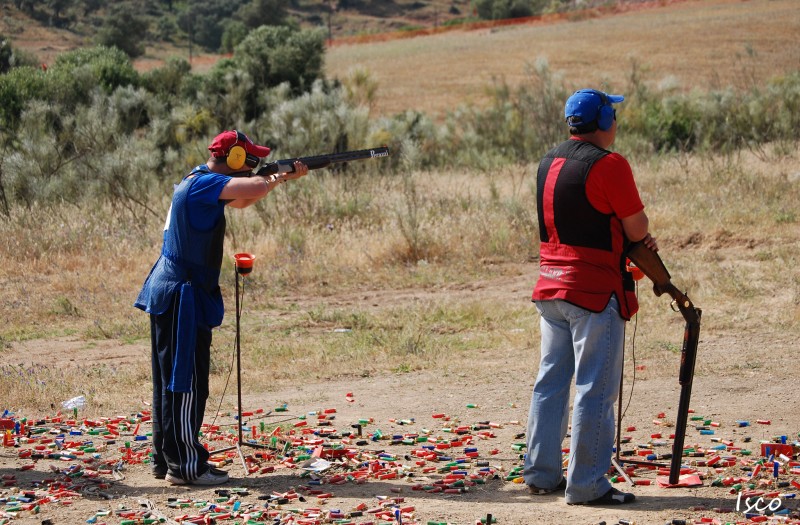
xmin=613 ymin=330 xmax=637 ymax=487
xmin=215 ymin=267 xmax=274 ymax=475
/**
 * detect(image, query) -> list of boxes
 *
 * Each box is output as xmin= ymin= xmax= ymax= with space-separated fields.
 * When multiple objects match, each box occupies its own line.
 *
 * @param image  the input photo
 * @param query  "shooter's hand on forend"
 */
xmin=257 ymin=158 xmax=327 ymax=176
xmin=281 ymin=161 xmax=308 ymax=181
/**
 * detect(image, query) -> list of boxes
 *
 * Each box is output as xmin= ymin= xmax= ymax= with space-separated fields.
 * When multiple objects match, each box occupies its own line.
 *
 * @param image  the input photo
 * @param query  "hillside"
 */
xmin=1 ymin=0 xmax=798 ymax=119
xmin=326 ymin=0 xmax=800 ymax=117
xmin=0 ymin=0 xmax=474 ymax=67
xmin=0 ymin=0 xmax=684 ymax=70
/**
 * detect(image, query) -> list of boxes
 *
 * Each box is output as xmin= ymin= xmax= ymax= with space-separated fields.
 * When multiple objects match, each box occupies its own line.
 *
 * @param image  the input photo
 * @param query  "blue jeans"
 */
xmin=523 ymin=296 xmax=625 ymax=504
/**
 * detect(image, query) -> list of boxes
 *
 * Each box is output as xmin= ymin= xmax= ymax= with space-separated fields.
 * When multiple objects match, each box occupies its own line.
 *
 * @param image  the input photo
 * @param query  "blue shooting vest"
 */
xmin=135 ymin=166 xmax=227 ymax=392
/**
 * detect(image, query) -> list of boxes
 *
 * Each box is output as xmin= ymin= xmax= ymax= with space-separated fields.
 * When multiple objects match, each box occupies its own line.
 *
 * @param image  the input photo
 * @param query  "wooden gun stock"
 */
xmin=626 ymin=240 xmax=673 ymax=297
xmin=626 ymin=240 xmax=698 ymax=323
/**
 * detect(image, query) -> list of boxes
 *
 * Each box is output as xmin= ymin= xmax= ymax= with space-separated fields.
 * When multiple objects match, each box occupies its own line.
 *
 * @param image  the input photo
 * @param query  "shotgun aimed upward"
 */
xmin=256 ymin=146 xmax=390 ymax=176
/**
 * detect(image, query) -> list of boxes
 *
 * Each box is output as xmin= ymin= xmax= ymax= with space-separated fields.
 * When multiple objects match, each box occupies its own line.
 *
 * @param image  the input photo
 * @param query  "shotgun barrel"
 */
xmin=256 ymin=146 xmax=390 ymax=176
xmin=626 ymin=240 xmax=702 ymax=485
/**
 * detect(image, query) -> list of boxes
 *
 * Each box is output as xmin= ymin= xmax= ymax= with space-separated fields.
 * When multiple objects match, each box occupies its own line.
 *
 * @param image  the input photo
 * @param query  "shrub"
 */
xmin=220 ymin=20 xmax=249 ymax=53
xmin=141 ymin=57 xmax=194 ymax=101
xmin=474 ymin=0 xmax=534 ymax=20
xmin=253 ymin=80 xmax=370 ymax=157
xmin=48 ymin=46 xmax=139 ymax=98
xmin=0 ymin=34 xmax=39 ymax=73
xmin=0 ymin=66 xmax=47 ymax=128
xmin=2 ymin=91 xmax=162 ymax=216
xmin=437 ymin=59 xmax=568 ymax=167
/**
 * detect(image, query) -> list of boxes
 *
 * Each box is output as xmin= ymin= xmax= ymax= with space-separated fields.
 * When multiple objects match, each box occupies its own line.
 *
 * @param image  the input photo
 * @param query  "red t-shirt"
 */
xmin=583 ymin=145 xmax=644 ymax=220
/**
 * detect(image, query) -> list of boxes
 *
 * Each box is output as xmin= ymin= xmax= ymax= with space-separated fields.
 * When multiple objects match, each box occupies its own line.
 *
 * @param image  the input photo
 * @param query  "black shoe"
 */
xmin=568 ymin=487 xmax=635 ymax=506
xmin=152 ymin=466 xmax=168 ymax=480
xmin=528 ymin=477 xmax=567 ymax=495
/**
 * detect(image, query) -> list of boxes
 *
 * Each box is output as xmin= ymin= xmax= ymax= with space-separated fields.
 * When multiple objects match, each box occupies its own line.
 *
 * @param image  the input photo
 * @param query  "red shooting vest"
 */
xmin=533 ymin=139 xmax=638 ymax=320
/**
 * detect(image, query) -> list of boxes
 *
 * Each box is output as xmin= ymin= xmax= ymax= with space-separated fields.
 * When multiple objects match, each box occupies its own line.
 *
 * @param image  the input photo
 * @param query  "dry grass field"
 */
xmin=326 ymin=0 xmax=800 ymax=118
xmin=1 ymin=1 xmax=799 ymax=524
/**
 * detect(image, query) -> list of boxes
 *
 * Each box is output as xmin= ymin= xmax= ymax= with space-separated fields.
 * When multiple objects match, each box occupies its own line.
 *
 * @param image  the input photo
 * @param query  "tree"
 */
xmin=0 ymin=66 xmax=47 ymax=129
xmin=177 ymin=0 xmax=247 ymax=52
xmin=221 ymin=21 xmax=249 ymax=53
xmin=234 ymin=25 xmax=325 ymax=93
xmin=46 ymin=0 xmax=74 ymax=26
xmin=235 ymin=0 xmax=290 ymax=29
xmin=82 ymin=0 xmax=103 ymax=16
xmin=95 ymin=3 xmax=150 ymax=58
xmin=47 ymin=46 xmax=139 ymax=107
xmin=473 ymin=0 xmax=533 ymax=20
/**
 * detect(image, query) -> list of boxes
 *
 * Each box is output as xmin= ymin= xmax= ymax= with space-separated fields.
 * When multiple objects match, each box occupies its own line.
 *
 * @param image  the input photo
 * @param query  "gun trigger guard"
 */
xmin=670 ymin=300 xmax=679 ymax=313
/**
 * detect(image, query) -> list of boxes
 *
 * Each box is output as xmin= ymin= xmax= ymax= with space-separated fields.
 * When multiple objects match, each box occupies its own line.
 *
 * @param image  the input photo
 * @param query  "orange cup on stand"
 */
xmin=625 ymin=258 xmax=644 ymax=281
xmin=234 ymin=253 xmax=255 ymax=275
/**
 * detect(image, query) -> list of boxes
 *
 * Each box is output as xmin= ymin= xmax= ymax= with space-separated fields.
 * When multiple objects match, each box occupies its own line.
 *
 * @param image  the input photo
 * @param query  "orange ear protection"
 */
xmin=226 ymin=130 xmax=260 ymax=170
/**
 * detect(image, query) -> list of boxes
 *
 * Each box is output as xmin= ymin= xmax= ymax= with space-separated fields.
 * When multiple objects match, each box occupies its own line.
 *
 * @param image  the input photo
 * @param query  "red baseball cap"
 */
xmin=208 ymin=130 xmax=271 ymax=158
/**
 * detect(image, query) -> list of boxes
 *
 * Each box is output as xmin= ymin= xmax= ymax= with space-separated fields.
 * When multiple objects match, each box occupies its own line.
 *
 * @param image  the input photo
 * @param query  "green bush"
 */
xmin=176 ymin=0 xmax=241 ymax=52
xmin=0 ymin=34 xmax=39 ymax=74
xmin=435 ymin=59 xmax=568 ymax=167
xmin=198 ymin=26 xmax=326 ymax=123
xmin=2 ymin=92 xmax=162 ymax=215
xmin=141 ymin=57 xmax=194 ymax=101
xmin=220 ymin=21 xmax=250 ymax=53
xmin=48 ymin=46 xmax=139 ymax=98
xmin=198 ymin=58 xmax=258 ymax=127
xmin=643 ymin=96 xmax=702 ymax=152
xmin=0 ymin=66 xmax=47 ymax=128
xmin=620 ymin=71 xmax=800 ymax=155
xmin=474 ymin=0 xmax=534 ymax=20
xmin=233 ymin=26 xmax=326 ymax=93
xmin=0 ymin=35 xmax=798 ymax=218
xmin=253 ymin=80 xmax=370 ymax=157
xmin=235 ymin=0 xmax=291 ymax=29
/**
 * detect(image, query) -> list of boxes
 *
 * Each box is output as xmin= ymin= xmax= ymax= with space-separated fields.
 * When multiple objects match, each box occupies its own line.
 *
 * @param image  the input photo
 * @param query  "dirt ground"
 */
xmin=2 ymin=267 xmax=799 ymax=525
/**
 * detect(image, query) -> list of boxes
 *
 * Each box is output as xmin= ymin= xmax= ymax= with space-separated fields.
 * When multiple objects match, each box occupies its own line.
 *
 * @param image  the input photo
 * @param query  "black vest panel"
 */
xmin=537 ymin=140 xmax=612 ymax=251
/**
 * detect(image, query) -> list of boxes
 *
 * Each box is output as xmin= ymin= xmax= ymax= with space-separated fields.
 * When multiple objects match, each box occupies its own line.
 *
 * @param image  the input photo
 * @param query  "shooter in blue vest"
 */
xmin=135 ymin=130 xmax=308 ymax=485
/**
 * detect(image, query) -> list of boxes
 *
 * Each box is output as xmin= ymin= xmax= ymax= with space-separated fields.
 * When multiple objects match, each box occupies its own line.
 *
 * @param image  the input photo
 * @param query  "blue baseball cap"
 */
xmin=564 ymin=89 xmax=625 ymax=127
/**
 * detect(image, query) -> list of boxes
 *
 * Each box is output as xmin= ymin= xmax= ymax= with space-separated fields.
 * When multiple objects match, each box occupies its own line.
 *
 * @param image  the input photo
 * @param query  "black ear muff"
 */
xmin=596 ymin=91 xmax=615 ymax=131
xmin=244 ymin=153 xmax=259 ymax=169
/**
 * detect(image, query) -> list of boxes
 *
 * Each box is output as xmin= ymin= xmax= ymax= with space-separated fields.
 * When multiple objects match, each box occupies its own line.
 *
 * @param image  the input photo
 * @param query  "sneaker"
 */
xmin=166 ymin=469 xmax=229 ymax=486
xmin=528 ymin=478 xmax=567 ymax=495
xmin=568 ymin=487 xmax=635 ymax=506
xmin=152 ymin=466 xmax=168 ymax=480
